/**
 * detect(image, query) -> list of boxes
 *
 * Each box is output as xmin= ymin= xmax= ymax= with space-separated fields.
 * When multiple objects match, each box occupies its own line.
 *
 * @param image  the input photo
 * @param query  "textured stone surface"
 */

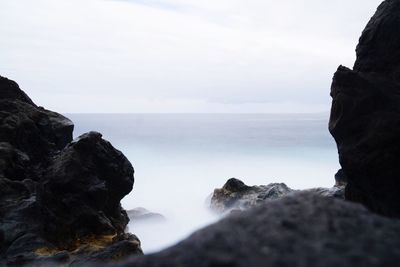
xmin=354 ymin=0 xmax=400 ymax=80
xmin=118 ymin=192 xmax=400 ymax=267
xmin=0 ymin=76 xmax=142 ymax=266
xmin=0 ymin=76 xmax=35 ymax=105
xmin=210 ymin=178 xmax=293 ymax=213
xmin=38 ymin=132 xmax=135 ymax=247
xmin=210 ymin=178 xmax=343 ymax=213
xmin=329 ymin=0 xmax=400 ymax=217
xmin=0 ymin=101 xmax=73 ymax=168
xmin=334 ymin=169 xmax=347 ymax=187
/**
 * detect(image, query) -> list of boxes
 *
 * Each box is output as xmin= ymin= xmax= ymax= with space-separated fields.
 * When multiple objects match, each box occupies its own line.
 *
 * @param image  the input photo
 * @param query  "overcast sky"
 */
xmin=0 ymin=0 xmax=382 ymax=113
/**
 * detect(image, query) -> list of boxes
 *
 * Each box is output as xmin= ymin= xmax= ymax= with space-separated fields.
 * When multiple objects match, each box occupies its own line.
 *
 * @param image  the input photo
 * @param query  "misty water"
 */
xmin=68 ymin=113 xmax=339 ymax=254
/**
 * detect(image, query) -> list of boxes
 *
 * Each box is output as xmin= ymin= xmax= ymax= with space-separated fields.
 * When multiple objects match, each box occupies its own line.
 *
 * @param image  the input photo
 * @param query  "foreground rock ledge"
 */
xmin=117 ymin=192 xmax=400 ymax=267
xmin=0 ymin=76 xmax=142 ymax=266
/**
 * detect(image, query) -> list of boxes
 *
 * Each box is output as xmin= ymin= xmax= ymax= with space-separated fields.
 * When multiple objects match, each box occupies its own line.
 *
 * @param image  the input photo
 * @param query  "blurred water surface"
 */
xmin=68 ymin=113 xmax=339 ymax=253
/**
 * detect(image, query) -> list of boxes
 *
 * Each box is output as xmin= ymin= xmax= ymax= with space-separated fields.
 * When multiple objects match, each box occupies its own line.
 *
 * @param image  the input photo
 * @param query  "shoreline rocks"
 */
xmin=210 ymin=178 xmax=293 ymax=213
xmin=334 ymin=169 xmax=347 ymax=187
xmin=210 ymin=178 xmax=344 ymax=213
xmin=127 ymin=208 xmax=166 ymax=223
xmin=0 ymin=76 xmax=142 ymax=266
xmin=117 ymin=192 xmax=400 ymax=267
xmin=2 ymin=0 xmax=399 ymax=266
xmin=329 ymin=0 xmax=400 ymax=217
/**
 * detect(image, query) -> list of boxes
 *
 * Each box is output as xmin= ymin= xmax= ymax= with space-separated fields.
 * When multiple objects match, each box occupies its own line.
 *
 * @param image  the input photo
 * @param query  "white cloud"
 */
xmin=0 ymin=0 xmax=382 ymax=113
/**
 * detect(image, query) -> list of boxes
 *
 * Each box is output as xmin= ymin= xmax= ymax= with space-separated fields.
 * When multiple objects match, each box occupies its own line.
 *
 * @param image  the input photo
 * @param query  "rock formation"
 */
xmin=127 ymin=208 xmax=166 ymax=223
xmin=334 ymin=169 xmax=347 ymax=187
xmin=118 ymin=192 xmax=400 ymax=267
xmin=329 ymin=0 xmax=400 ymax=217
xmin=3 ymin=0 xmax=400 ymax=266
xmin=210 ymin=178 xmax=344 ymax=213
xmin=210 ymin=178 xmax=293 ymax=213
xmin=0 ymin=76 xmax=142 ymax=266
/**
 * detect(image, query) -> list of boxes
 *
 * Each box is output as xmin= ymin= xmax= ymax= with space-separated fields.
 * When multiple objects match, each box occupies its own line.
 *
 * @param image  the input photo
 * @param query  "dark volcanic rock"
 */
xmin=0 ymin=99 xmax=73 ymax=169
xmin=0 ymin=142 xmax=30 ymax=180
xmin=329 ymin=0 xmax=400 ymax=217
xmin=210 ymin=178 xmax=294 ymax=213
xmin=0 ymin=76 xmax=73 ymax=165
xmin=0 ymin=76 xmax=35 ymax=105
xmin=0 ymin=76 xmax=142 ymax=266
xmin=127 ymin=208 xmax=166 ymax=223
xmin=69 ymin=234 xmax=142 ymax=266
xmin=38 ymin=131 xmax=134 ymax=247
xmin=353 ymin=0 xmax=400 ymax=80
xmin=210 ymin=178 xmax=344 ymax=213
xmin=221 ymin=178 xmax=250 ymax=192
xmin=118 ymin=192 xmax=400 ymax=267
xmin=306 ymin=186 xmax=344 ymax=199
xmin=334 ymin=169 xmax=347 ymax=187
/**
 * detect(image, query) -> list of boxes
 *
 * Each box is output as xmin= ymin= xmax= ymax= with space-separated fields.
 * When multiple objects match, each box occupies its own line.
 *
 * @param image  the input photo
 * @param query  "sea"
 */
xmin=68 ymin=113 xmax=340 ymax=254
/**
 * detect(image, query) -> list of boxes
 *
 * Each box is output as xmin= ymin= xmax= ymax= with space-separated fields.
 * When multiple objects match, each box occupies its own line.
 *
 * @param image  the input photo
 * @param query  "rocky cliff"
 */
xmin=329 ymin=0 xmax=400 ymax=217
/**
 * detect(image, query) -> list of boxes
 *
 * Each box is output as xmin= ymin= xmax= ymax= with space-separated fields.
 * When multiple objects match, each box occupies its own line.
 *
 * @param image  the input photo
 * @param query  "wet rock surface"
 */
xmin=210 ymin=178 xmax=343 ymax=213
xmin=0 ymin=76 xmax=142 ymax=266
xmin=329 ymin=0 xmax=400 ymax=217
xmin=117 ymin=192 xmax=400 ymax=267
xmin=210 ymin=178 xmax=294 ymax=213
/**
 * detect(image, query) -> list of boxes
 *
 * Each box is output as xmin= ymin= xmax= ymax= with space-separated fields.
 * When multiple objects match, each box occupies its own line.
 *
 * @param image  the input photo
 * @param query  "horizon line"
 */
xmin=63 ymin=111 xmax=330 ymax=115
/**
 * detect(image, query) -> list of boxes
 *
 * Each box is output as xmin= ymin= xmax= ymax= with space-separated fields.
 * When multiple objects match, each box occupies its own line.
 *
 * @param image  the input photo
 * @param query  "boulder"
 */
xmin=329 ymin=0 xmax=400 ymax=217
xmin=118 ymin=192 xmax=400 ymax=267
xmin=210 ymin=178 xmax=293 ymax=213
xmin=127 ymin=208 xmax=166 ymax=223
xmin=0 ymin=76 xmax=142 ymax=266
xmin=38 ymin=131 xmax=135 ymax=247
xmin=210 ymin=178 xmax=344 ymax=213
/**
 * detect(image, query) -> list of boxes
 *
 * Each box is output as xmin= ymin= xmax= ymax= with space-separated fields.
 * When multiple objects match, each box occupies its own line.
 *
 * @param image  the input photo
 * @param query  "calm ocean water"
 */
xmin=67 ymin=113 xmax=340 ymax=253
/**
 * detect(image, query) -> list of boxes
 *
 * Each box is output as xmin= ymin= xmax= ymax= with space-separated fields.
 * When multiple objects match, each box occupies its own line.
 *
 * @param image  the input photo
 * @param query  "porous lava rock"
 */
xmin=0 ymin=76 xmax=142 ymax=266
xmin=118 ymin=192 xmax=400 ymax=267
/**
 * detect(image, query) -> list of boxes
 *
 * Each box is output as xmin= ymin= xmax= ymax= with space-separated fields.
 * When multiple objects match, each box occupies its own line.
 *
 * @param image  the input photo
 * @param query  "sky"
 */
xmin=0 ymin=0 xmax=382 ymax=113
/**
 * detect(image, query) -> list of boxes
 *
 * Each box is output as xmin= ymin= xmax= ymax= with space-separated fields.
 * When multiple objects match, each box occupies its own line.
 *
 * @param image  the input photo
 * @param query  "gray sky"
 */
xmin=0 ymin=0 xmax=382 ymax=113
